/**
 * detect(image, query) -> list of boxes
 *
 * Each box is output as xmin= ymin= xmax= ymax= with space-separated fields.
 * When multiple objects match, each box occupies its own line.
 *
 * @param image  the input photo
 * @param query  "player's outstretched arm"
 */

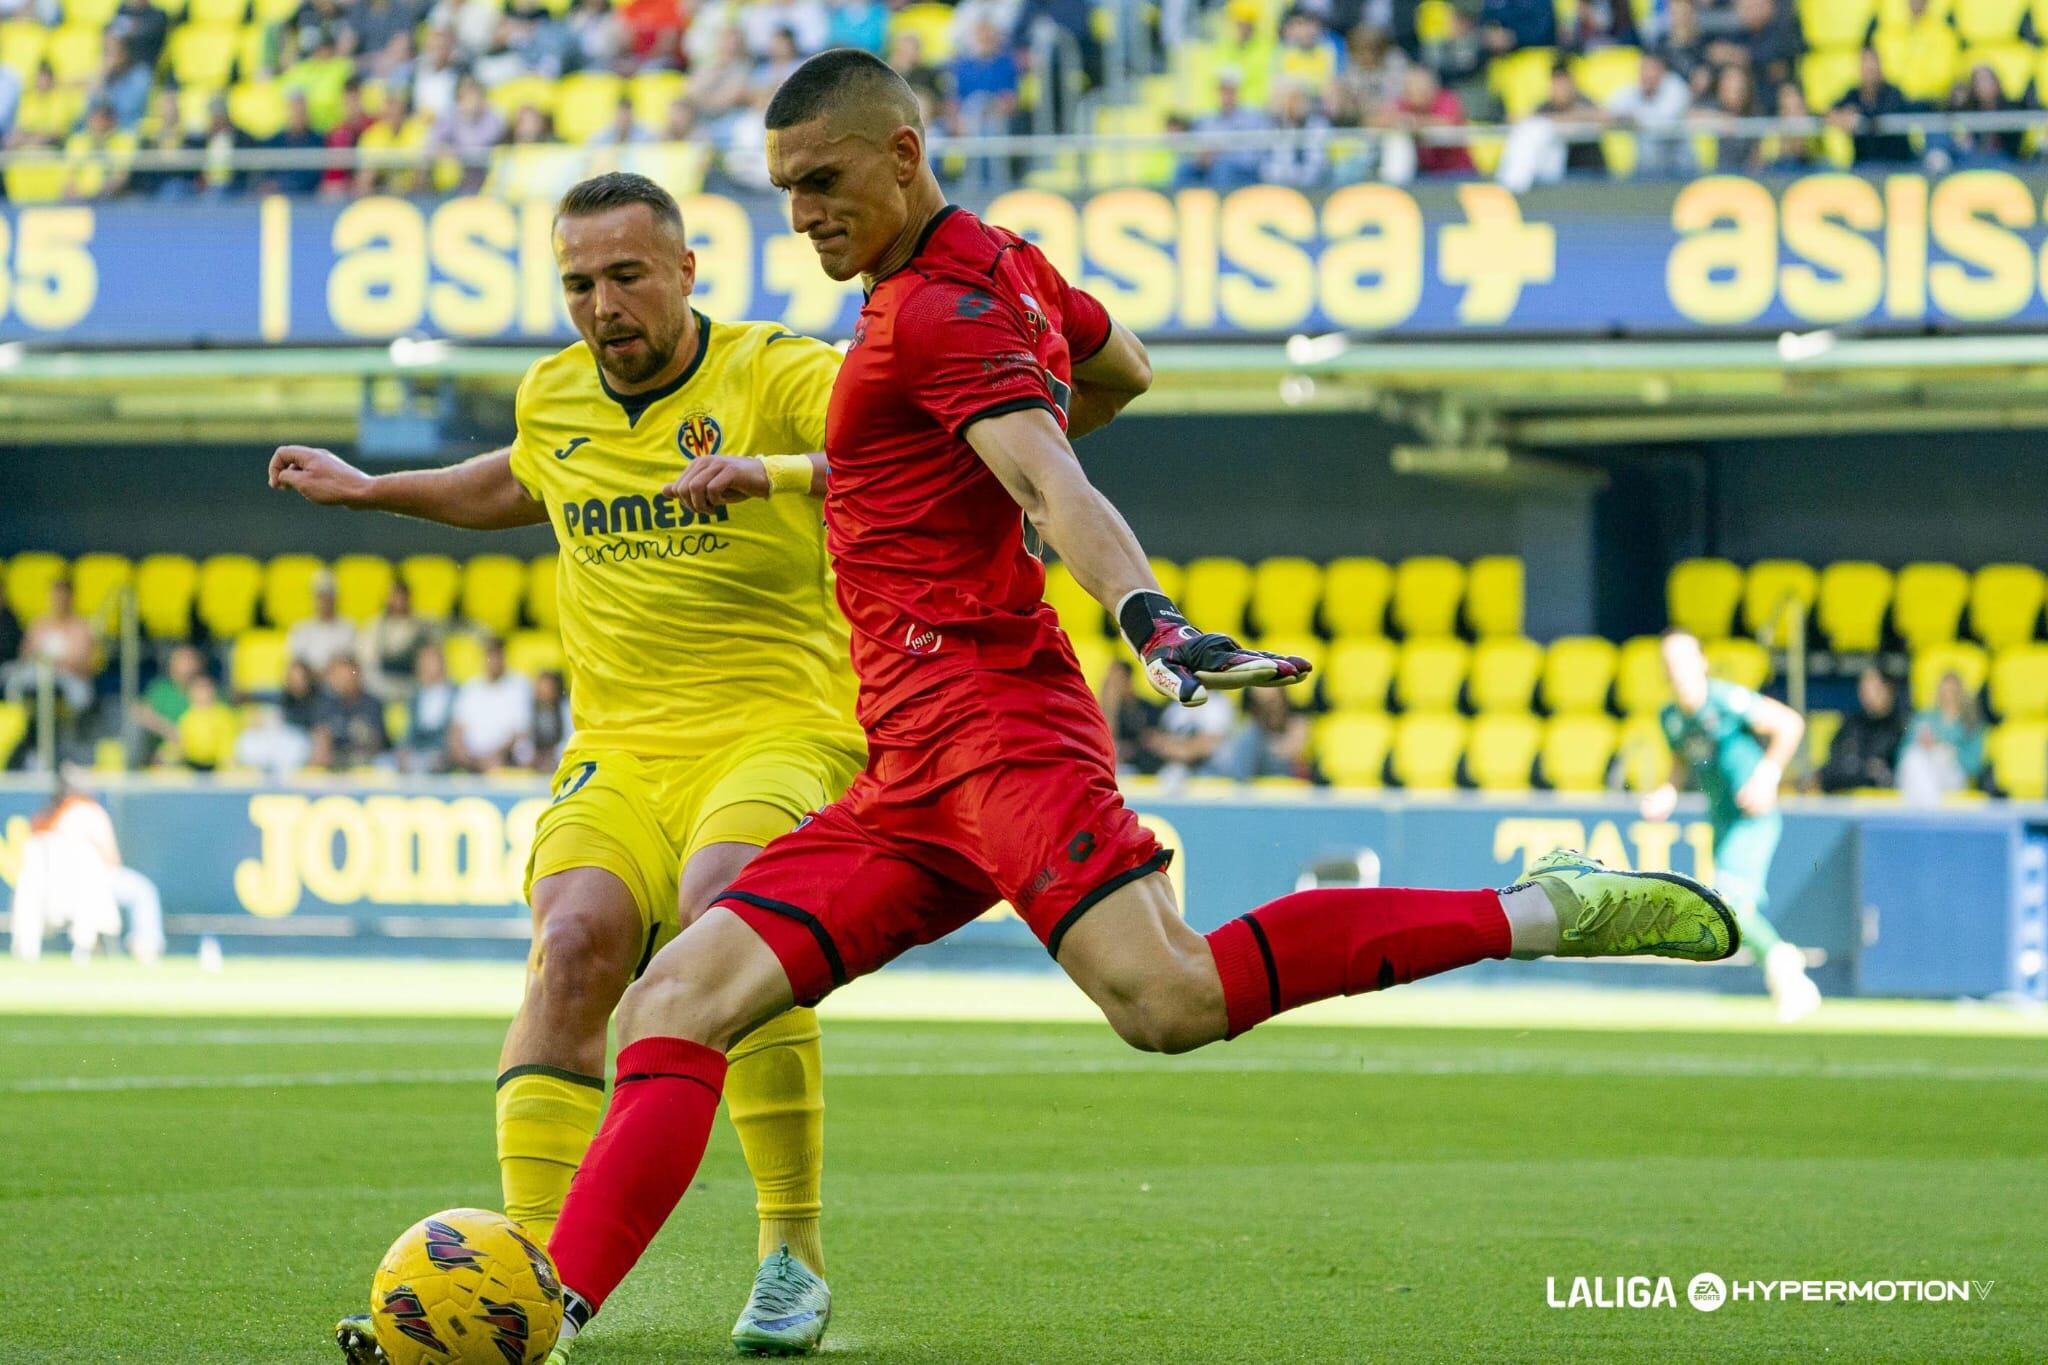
xmin=966 ymin=407 xmax=1308 ymax=705
xmin=268 ymin=445 xmax=548 ymax=530
xmin=1737 ymin=693 xmax=1805 ymax=815
xmin=664 ymin=453 xmax=826 ymax=516
xmin=1066 ymin=319 xmax=1151 ymax=440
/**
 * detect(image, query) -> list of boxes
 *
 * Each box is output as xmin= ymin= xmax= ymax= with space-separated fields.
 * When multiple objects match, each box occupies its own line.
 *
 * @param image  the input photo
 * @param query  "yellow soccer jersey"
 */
xmin=507 ymin=311 xmax=861 ymax=757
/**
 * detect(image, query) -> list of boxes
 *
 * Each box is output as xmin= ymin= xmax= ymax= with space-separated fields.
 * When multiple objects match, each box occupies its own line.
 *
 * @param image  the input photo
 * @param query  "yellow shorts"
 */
xmin=525 ymin=730 xmax=866 ymax=967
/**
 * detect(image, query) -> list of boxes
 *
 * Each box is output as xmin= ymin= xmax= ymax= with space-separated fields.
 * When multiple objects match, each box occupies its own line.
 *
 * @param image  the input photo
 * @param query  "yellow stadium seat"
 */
xmin=1805 ymin=708 xmax=1843 ymax=772
xmin=1965 ymin=39 xmax=2035 ymax=95
xmin=227 ymin=80 xmax=287 ymax=139
xmin=1149 ymin=557 xmax=1183 ymax=604
xmin=1 ymin=21 xmax=47 ymax=79
xmin=1991 ymin=643 xmax=2048 ymax=719
xmin=1617 ymin=713 xmax=1672 ymax=791
xmin=196 ymin=554 xmax=263 ymax=639
xmin=1667 ymin=558 xmax=1743 ymax=640
xmin=629 ymin=69 xmax=688 ymax=128
xmin=443 ymin=633 xmax=486 ymax=684
xmin=1415 ymin=0 xmax=1456 ymax=39
xmin=1912 ymin=640 xmax=1989 ymax=709
xmin=1540 ymin=636 xmax=1618 ymax=715
xmin=1395 ymin=638 xmax=1470 ymax=712
xmin=461 ymin=554 xmax=527 ymax=636
xmin=134 ymin=554 xmax=199 ymax=641
xmin=1705 ymin=637 xmax=1771 ymax=690
xmin=1969 ymin=563 xmax=2044 ymax=651
xmin=1315 ymin=711 xmax=1392 ymax=788
xmin=1801 ymin=46 xmax=1864 ymax=110
xmin=68 ymin=553 xmax=131 ymax=625
xmin=230 ymin=629 xmax=290 ymax=697
xmin=1044 ymin=561 xmax=1108 ymax=640
xmin=1570 ymin=46 xmax=1640 ymax=104
xmin=233 ymin=20 xmax=272 ymax=77
xmin=1322 ymin=557 xmax=1391 ymax=637
xmin=1392 ymin=556 xmax=1465 ymax=639
xmin=1816 ymin=561 xmax=1892 ymax=653
xmin=1875 ymin=23 xmax=1961 ymax=100
xmin=187 ymin=0 xmax=246 ymax=21
xmin=44 ymin=25 xmax=103 ymax=81
xmin=1391 ymin=712 xmax=1467 ymax=791
xmin=1614 ymin=635 xmax=1671 ymax=716
xmin=1324 ymin=636 xmax=1396 ymax=711
xmin=555 ymin=70 xmax=623 ymax=142
xmin=506 ymin=628 xmax=564 ymax=677
xmin=262 ymin=554 xmax=324 ymax=629
xmin=5 ymin=551 xmax=65 ymax=624
xmin=1541 ymin=713 xmax=1619 ymax=792
xmin=889 ymin=2 xmax=956 ymax=63
xmin=488 ymin=73 xmax=560 ymax=124
xmin=1469 ymin=636 xmax=1542 ymax=714
xmin=1182 ymin=557 xmax=1253 ymax=637
xmin=1800 ymin=0 xmax=1877 ymax=44
xmin=166 ymin=23 xmax=239 ymax=88
xmin=332 ymin=554 xmax=394 ymax=625
xmin=63 ymin=0 xmax=119 ymax=23
xmin=1464 ymin=555 xmax=1523 ymax=638
xmin=1742 ymin=559 xmax=1818 ymax=640
xmin=1468 ymin=712 xmax=1542 ymax=792
xmin=527 ymin=555 xmax=559 ymax=631
xmin=1248 ymin=556 xmax=1321 ymax=637
xmin=399 ymin=554 xmax=461 ymax=622
xmin=0 ymin=699 xmax=26 ymax=767
xmin=1988 ymin=720 xmax=2048 ymax=799
xmin=1894 ymin=562 xmax=1971 ymax=650
xmin=1878 ymin=0 xmax=1953 ymax=27
xmin=1069 ymin=635 xmax=1115 ymax=692
xmin=1487 ymin=45 xmax=1557 ymax=119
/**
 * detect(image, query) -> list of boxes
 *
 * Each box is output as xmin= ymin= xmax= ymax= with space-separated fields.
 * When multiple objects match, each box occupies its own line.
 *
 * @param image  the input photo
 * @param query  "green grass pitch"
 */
xmin=2 ymin=966 xmax=2045 ymax=1362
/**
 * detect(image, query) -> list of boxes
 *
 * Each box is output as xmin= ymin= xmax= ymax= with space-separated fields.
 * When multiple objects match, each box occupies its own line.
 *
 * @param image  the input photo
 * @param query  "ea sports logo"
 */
xmin=1688 ymin=1273 xmax=1727 ymax=1312
xmin=677 ymin=413 xmax=723 ymax=460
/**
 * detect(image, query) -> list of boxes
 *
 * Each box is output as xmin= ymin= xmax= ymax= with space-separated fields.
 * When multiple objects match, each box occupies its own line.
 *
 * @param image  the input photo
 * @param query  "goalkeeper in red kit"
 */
xmin=537 ymin=49 xmax=1739 ymax=1357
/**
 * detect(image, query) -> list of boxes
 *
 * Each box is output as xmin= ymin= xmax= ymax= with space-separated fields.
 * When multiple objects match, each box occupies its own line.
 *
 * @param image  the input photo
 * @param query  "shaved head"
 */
xmin=765 ymin=47 xmax=922 ymax=140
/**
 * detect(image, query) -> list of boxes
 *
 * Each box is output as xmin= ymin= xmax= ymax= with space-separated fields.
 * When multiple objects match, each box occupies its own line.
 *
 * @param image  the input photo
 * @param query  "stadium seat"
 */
xmin=1540 ymin=713 xmax=1619 ymax=793
xmin=1415 ymin=0 xmax=1457 ymax=39
xmin=1705 ymin=637 xmax=1772 ymax=690
xmin=1966 ymin=40 xmax=2036 ymax=96
xmin=506 ymin=629 xmax=564 ymax=677
xmin=1394 ymin=637 xmax=1470 ymax=712
xmin=443 ymin=633 xmax=486 ymax=684
xmin=0 ymin=698 xmax=27 ymax=767
xmin=1990 ymin=644 xmax=2048 ymax=719
xmin=1069 ymin=635 xmax=1114 ymax=691
xmin=1968 ymin=563 xmax=2044 ymax=651
xmin=1911 ymin=640 xmax=1989 ymax=708
xmin=488 ymin=73 xmax=560 ymax=125
xmin=1805 ymin=709 xmax=1844 ymax=773
xmin=1569 ymin=46 xmax=1641 ymax=104
xmin=554 ymin=70 xmax=624 ymax=142
xmin=889 ymin=2 xmax=956 ymax=63
xmin=229 ymin=629 xmax=290 ymax=697
xmin=68 ymin=553 xmax=131 ymax=626
xmin=526 ymin=556 xmax=559 ymax=631
xmin=1540 ymin=636 xmax=1618 ymax=715
xmin=1391 ymin=712 xmax=1467 ymax=791
xmin=1315 ymin=711 xmax=1391 ymax=788
xmin=1893 ymin=562 xmax=1971 ymax=651
xmin=461 ymin=554 xmax=527 ymax=636
xmin=399 ymin=555 xmax=461 ymax=622
xmin=1248 ymin=556 xmax=1321 ymax=637
xmin=1742 ymin=559 xmax=1818 ymax=641
xmin=134 ymin=554 xmax=199 ymax=641
xmin=1044 ymin=561 xmax=1108 ymax=640
xmin=1667 ymin=558 xmax=1743 ymax=640
xmin=1391 ymin=556 xmax=1465 ymax=639
xmin=1467 ymin=713 xmax=1542 ymax=792
xmin=166 ymin=24 xmax=240 ymax=88
xmin=628 ymin=70 xmax=688 ymax=128
xmin=1617 ymin=713 xmax=1672 ymax=791
xmin=1463 ymin=555 xmax=1523 ymax=638
xmin=1816 ymin=560 xmax=1892 ymax=652
xmin=1800 ymin=0 xmax=1877 ymax=45
xmin=1323 ymin=636 xmax=1396 ymax=712
xmin=63 ymin=0 xmax=119 ymax=23
xmin=333 ymin=554 xmax=394 ymax=625
xmin=1877 ymin=0 xmax=1953 ymax=28
xmin=1614 ymin=635 xmax=1671 ymax=716
xmin=196 ymin=554 xmax=263 ymax=640
xmin=1182 ymin=557 xmax=1254 ymax=638
xmin=1987 ymin=720 xmax=2048 ymax=799
xmin=1875 ymin=23 xmax=1962 ymax=99
xmin=262 ymin=554 xmax=324 ymax=630
xmin=1487 ymin=46 xmax=1557 ymax=119
xmin=227 ymin=80 xmax=287 ymax=139
xmin=1321 ymin=557 xmax=1392 ymax=637
xmin=0 ymin=22 xmax=46 ymax=79
xmin=43 ymin=25 xmax=103 ymax=81
xmin=1801 ymin=46 xmax=1864 ymax=111
xmin=5 ymin=551 xmax=65 ymax=624
xmin=1469 ymin=636 xmax=1543 ymax=714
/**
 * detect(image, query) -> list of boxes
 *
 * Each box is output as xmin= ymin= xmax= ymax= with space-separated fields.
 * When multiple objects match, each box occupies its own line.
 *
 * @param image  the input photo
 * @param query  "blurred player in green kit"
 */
xmin=1640 ymin=628 xmax=1822 ymax=1022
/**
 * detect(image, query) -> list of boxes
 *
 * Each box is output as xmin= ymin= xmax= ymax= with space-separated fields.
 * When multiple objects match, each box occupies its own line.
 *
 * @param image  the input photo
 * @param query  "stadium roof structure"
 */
xmin=6 ymin=333 xmax=2048 ymax=450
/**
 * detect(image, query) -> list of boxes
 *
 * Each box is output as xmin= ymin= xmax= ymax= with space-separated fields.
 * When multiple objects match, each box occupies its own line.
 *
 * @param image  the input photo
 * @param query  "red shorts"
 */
xmin=716 ymin=656 xmax=1169 ymax=1006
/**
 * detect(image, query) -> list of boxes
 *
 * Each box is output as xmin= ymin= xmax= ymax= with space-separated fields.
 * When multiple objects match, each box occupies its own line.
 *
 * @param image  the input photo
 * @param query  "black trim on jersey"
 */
xmin=496 ymin=1064 xmax=606 ymax=1092
xmin=1045 ymin=848 xmax=1175 ymax=959
xmin=632 ymin=923 xmax=660 ymax=980
xmin=870 ymin=203 xmax=961 ymax=289
xmin=958 ymin=395 xmax=1057 ymax=436
xmin=1070 ymin=318 xmax=1112 ymax=365
xmin=720 ymin=890 xmax=848 ymax=988
xmin=1240 ymin=914 xmax=1282 ymax=1016
xmin=595 ymin=308 xmax=711 ymax=428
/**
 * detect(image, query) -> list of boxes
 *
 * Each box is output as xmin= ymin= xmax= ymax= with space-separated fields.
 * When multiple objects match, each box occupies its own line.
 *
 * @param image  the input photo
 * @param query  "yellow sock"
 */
xmin=725 ymin=1006 xmax=826 ymax=1275
xmin=495 ymin=1066 xmax=606 ymax=1245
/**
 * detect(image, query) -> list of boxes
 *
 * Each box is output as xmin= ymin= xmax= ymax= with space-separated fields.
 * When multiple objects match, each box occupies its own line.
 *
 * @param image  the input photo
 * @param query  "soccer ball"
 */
xmin=369 ymin=1208 xmax=564 ymax=1364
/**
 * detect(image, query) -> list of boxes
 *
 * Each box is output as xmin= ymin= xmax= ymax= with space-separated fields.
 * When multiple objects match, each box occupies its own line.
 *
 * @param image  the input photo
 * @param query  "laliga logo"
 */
xmin=676 ymin=413 xmax=723 ymax=460
xmin=904 ymin=623 xmax=942 ymax=655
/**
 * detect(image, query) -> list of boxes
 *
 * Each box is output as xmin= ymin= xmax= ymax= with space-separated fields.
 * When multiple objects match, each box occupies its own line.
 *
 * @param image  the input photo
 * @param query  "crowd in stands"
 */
xmin=2 ymin=0 xmax=2041 ymax=202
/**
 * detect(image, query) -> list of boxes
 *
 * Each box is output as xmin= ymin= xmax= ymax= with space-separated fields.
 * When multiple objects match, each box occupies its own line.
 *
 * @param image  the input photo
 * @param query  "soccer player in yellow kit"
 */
xmin=271 ymin=172 xmax=861 ymax=1358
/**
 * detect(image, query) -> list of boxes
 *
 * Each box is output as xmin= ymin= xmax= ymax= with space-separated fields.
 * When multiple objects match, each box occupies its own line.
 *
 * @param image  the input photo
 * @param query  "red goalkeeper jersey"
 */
xmin=822 ymin=205 xmax=1113 ymax=726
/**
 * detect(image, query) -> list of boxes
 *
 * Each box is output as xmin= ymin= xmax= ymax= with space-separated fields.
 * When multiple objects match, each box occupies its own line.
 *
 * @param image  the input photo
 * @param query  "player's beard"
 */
xmin=595 ymin=325 xmax=678 ymax=388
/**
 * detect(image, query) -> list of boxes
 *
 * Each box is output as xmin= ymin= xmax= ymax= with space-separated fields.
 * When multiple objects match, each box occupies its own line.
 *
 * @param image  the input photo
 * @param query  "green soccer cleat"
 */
xmin=334 ymin=1314 xmax=385 ymax=1364
xmin=731 ymin=1245 xmax=832 ymax=1356
xmin=1519 ymin=849 xmax=1739 ymax=962
xmin=544 ymin=1346 xmax=573 ymax=1365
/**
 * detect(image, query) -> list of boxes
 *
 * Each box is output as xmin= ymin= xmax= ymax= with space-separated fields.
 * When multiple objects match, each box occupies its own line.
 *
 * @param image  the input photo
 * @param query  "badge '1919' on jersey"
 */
xmin=369 ymin=1208 xmax=563 ymax=1364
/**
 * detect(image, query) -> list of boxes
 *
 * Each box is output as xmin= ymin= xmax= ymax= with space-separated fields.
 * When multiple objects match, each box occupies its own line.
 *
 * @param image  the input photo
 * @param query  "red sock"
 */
xmin=1205 ymin=888 xmax=1511 ymax=1038
xmin=547 ymin=1036 xmax=728 ymax=1314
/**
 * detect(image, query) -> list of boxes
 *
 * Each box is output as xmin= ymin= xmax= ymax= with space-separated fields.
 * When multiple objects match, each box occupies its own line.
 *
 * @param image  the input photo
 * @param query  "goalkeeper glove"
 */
xmin=1117 ymin=589 xmax=1312 ymax=707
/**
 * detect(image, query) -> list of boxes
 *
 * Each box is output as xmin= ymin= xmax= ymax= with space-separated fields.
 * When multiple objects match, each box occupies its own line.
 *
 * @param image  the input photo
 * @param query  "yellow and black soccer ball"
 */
xmin=369 ymin=1208 xmax=564 ymax=1363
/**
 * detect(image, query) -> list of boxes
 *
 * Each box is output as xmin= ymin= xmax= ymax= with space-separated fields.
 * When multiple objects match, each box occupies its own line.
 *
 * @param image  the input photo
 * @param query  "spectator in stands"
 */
xmin=1497 ymin=58 xmax=1605 ymax=189
xmin=131 ymin=644 xmax=205 ymax=763
xmin=128 ymin=90 xmax=192 ymax=199
xmin=265 ymin=91 xmax=328 ymax=196
xmin=1925 ymin=64 xmax=2031 ymax=168
xmin=1828 ymin=46 xmax=1914 ymax=163
xmin=511 ymin=0 xmax=579 ymax=77
xmin=1663 ymin=0 xmax=1711 ymax=97
xmin=1212 ymin=2 xmax=1275 ymax=104
xmin=618 ymin=0 xmax=687 ymax=66
xmin=233 ymin=702 xmax=313 ymax=777
xmin=719 ymin=86 xmax=777 ymax=189
xmin=361 ymin=581 xmax=431 ymax=701
xmin=506 ymin=101 xmax=556 ymax=146
xmin=1572 ymin=0 xmax=1638 ymax=46
xmin=97 ymin=34 xmax=152 ymax=128
xmin=322 ymin=80 xmax=374 ymax=196
xmin=0 ymin=59 xmax=20 ymax=147
xmin=0 ymin=601 xmax=18 ymax=672
xmin=948 ymin=18 xmax=1022 ymax=135
xmin=826 ymin=0 xmax=889 ymax=53
xmin=1276 ymin=9 xmax=1339 ymax=96
xmin=1173 ymin=68 xmax=1272 ymax=190
xmin=280 ymin=659 xmax=321 ymax=727
xmin=589 ymin=95 xmax=648 ymax=145
xmin=311 ymin=655 xmax=390 ymax=770
xmin=290 ymin=0 xmax=349 ymax=57
xmin=1099 ymin=659 xmax=1160 ymax=775
xmin=1376 ymin=63 xmax=1474 ymax=179
xmin=659 ymin=94 xmax=700 ymax=143
xmin=1219 ymin=686 xmax=1316 ymax=782
xmin=398 ymin=641 xmax=456 ymax=772
xmin=1759 ymin=79 xmax=1821 ymax=169
xmin=1706 ymin=0 xmax=1802 ymax=105
xmin=1010 ymin=0 xmax=1104 ymax=122
xmin=351 ymin=0 xmax=423 ymax=60
xmin=1144 ymin=690 xmax=1237 ymax=783
xmin=191 ymin=95 xmax=260 ymax=198
xmin=471 ymin=21 xmax=531 ymax=88
xmin=288 ymin=572 xmax=359 ymax=674
xmin=173 ymin=674 xmax=239 ymax=773
xmin=754 ymin=26 xmax=808 ymax=96
xmin=412 ymin=28 xmax=462 ymax=119
xmin=1817 ymin=666 xmax=1905 ymax=793
xmin=356 ymin=89 xmax=421 ymax=194
xmin=1339 ymin=23 xmax=1410 ymax=115
xmin=64 ymin=103 xmax=133 ymax=200
xmin=448 ymin=635 xmax=531 ymax=772
xmin=887 ymin=30 xmax=947 ymax=114
xmin=433 ymin=75 xmax=507 ymax=189
xmin=1603 ymin=47 xmax=1691 ymax=175
xmin=437 ymin=0 xmax=503 ymax=52
xmin=1480 ymin=0 xmax=1556 ymax=55
xmin=692 ymin=28 xmax=757 ymax=127
xmin=567 ymin=0 xmax=627 ymax=71
xmin=1262 ymin=79 xmax=1333 ymax=186
xmin=109 ymin=0 xmax=169 ymax=74
xmin=741 ymin=0 xmax=828 ymax=55
xmin=525 ymin=669 xmax=572 ymax=770
xmin=7 ymin=66 xmax=71 ymax=153
xmin=1 ymin=580 xmax=93 ymax=715
xmin=1898 ymin=671 xmax=1985 ymax=804
xmin=1690 ymin=61 xmax=1763 ymax=172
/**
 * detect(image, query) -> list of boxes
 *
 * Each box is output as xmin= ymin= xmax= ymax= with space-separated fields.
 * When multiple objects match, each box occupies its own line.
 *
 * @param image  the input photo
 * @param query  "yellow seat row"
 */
xmin=1313 ymin=710 xmax=1673 ymax=793
xmin=1670 ymin=558 xmax=2046 ymax=652
xmin=229 ymin=624 xmax=563 ymax=694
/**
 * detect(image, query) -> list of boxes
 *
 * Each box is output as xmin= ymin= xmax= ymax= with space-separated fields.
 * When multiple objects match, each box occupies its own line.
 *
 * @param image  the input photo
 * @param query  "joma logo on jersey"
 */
xmin=677 ymin=413 xmax=723 ymax=459
xmin=562 ymin=493 xmax=730 ymax=538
